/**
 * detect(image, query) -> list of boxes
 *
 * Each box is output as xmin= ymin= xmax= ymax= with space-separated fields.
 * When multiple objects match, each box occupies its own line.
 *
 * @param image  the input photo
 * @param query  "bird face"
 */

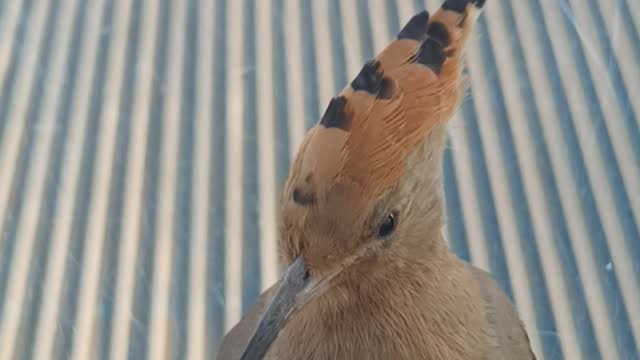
xmin=240 ymin=1 xmax=486 ymax=358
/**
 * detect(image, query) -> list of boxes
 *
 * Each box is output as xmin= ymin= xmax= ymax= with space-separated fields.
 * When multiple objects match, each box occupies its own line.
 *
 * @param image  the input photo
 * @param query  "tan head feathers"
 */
xmin=284 ymin=1 xmax=484 ymax=209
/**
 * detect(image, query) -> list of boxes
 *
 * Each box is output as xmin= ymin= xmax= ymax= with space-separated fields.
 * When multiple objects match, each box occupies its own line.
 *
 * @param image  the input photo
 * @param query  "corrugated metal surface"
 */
xmin=0 ymin=0 xmax=638 ymax=359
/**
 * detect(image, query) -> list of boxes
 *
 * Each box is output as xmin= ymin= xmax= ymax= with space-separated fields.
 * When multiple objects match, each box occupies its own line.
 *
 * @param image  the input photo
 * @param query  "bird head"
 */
xmin=241 ymin=1 xmax=486 ymax=358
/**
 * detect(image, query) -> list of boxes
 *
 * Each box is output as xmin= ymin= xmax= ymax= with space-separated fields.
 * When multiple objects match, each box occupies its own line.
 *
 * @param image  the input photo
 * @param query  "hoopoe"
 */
xmin=218 ymin=0 xmax=535 ymax=359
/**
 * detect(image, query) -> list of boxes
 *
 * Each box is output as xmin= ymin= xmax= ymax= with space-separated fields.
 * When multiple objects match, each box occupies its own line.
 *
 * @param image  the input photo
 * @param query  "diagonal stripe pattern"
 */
xmin=0 ymin=0 xmax=638 ymax=359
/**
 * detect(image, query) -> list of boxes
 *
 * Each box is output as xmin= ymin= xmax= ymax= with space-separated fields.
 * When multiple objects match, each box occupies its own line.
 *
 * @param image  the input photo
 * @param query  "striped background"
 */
xmin=0 ymin=0 xmax=638 ymax=359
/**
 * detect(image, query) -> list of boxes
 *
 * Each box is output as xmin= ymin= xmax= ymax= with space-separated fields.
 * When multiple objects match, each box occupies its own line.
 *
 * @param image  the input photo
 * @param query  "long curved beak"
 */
xmin=240 ymin=256 xmax=309 ymax=360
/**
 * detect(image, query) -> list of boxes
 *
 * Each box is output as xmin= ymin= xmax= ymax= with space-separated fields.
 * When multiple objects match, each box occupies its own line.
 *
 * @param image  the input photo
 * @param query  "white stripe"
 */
xmin=186 ymin=0 xmax=215 ymax=359
xmin=465 ymin=6 xmax=551 ymax=357
xmin=465 ymin=30 xmax=543 ymax=360
xmin=30 ymin=0 xmax=107 ymax=357
xmin=107 ymin=0 xmax=161 ymax=358
xmin=255 ymin=0 xmax=279 ymax=290
xmin=543 ymin=0 xmax=640 ymax=349
xmin=564 ymin=0 xmax=640 ymax=230
xmin=224 ymin=0 xmax=245 ymax=332
xmin=535 ymin=0 xmax=624 ymax=357
xmin=0 ymin=0 xmax=52 ymax=261
xmin=339 ymin=0 xmax=364 ymax=76
xmin=624 ymin=0 xmax=640 ymax=39
xmin=395 ymin=0 xmax=417 ymax=38
xmin=146 ymin=0 xmax=187 ymax=358
xmin=284 ymin=0 xmax=307 ymax=155
xmin=502 ymin=1 xmax=590 ymax=358
xmin=369 ymin=0 xmax=394 ymax=53
xmin=311 ymin=0 xmax=337 ymax=111
xmin=0 ymin=0 xmax=78 ymax=357
xmin=69 ymin=0 xmax=135 ymax=356
xmin=592 ymin=0 xmax=640 ymax=123
xmin=0 ymin=0 xmax=24 ymax=83
xmin=447 ymin=114 xmax=492 ymax=273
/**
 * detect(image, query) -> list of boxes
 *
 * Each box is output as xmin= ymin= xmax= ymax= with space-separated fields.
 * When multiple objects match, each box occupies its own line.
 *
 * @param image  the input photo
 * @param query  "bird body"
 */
xmin=219 ymin=252 xmax=534 ymax=359
xmin=218 ymin=0 xmax=535 ymax=359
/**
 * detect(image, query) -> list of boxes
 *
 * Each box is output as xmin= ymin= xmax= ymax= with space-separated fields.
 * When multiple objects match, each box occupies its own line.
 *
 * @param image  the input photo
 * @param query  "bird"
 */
xmin=217 ymin=0 xmax=536 ymax=359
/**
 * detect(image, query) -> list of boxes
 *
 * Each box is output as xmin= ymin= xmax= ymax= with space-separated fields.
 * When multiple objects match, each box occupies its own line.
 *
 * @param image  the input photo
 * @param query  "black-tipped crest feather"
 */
xmin=415 ymin=38 xmax=446 ymax=73
xmin=319 ymin=96 xmax=351 ymax=130
xmin=351 ymin=60 xmax=394 ymax=99
xmin=442 ymin=0 xmax=485 ymax=13
xmin=397 ymin=10 xmax=430 ymax=40
xmin=427 ymin=22 xmax=450 ymax=47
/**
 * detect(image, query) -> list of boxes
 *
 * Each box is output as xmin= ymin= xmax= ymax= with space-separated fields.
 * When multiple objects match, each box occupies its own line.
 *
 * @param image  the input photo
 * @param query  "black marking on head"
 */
xmin=320 ymin=96 xmax=351 ymax=130
xmin=293 ymin=188 xmax=317 ymax=206
xmin=351 ymin=61 xmax=382 ymax=94
xmin=351 ymin=60 xmax=394 ymax=99
xmin=378 ymin=78 xmax=395 ymax=99
xmin=442 ymin=0 xmax=485 ymax=12
xmin=415 ymin=38 xmax=446 ymax=73
xmin=427 ymin=22 xmax=449 ymax=47
xmin=442 ymin=0 xmax=470 ymax=13
xmin=397 ymin=10 xmax=429 ymax=41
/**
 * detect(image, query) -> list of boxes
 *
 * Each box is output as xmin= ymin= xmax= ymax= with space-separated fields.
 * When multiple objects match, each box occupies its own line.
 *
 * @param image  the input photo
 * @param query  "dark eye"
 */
xmin=377 ymin=213 xmax=397 ymax=238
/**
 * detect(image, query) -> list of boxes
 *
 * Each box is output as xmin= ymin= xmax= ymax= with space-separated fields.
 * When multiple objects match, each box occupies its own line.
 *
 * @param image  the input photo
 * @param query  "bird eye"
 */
xmin=377 ymin=212 xmax=397 ymax=238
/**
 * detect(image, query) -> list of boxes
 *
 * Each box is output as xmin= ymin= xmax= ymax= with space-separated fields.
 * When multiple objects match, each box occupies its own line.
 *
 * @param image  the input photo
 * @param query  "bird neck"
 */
xmin=271 ymin=247 xmax=489 ymax=359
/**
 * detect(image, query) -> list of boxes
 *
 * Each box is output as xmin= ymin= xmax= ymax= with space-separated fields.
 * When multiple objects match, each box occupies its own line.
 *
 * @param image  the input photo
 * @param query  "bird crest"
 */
xmin=280 ymin=0 xmax=485 ymax=260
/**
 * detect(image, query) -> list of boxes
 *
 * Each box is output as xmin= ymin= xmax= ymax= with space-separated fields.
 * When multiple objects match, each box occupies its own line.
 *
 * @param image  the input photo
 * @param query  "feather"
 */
xmin=286 ymin=0 xmax=484 ymax=208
